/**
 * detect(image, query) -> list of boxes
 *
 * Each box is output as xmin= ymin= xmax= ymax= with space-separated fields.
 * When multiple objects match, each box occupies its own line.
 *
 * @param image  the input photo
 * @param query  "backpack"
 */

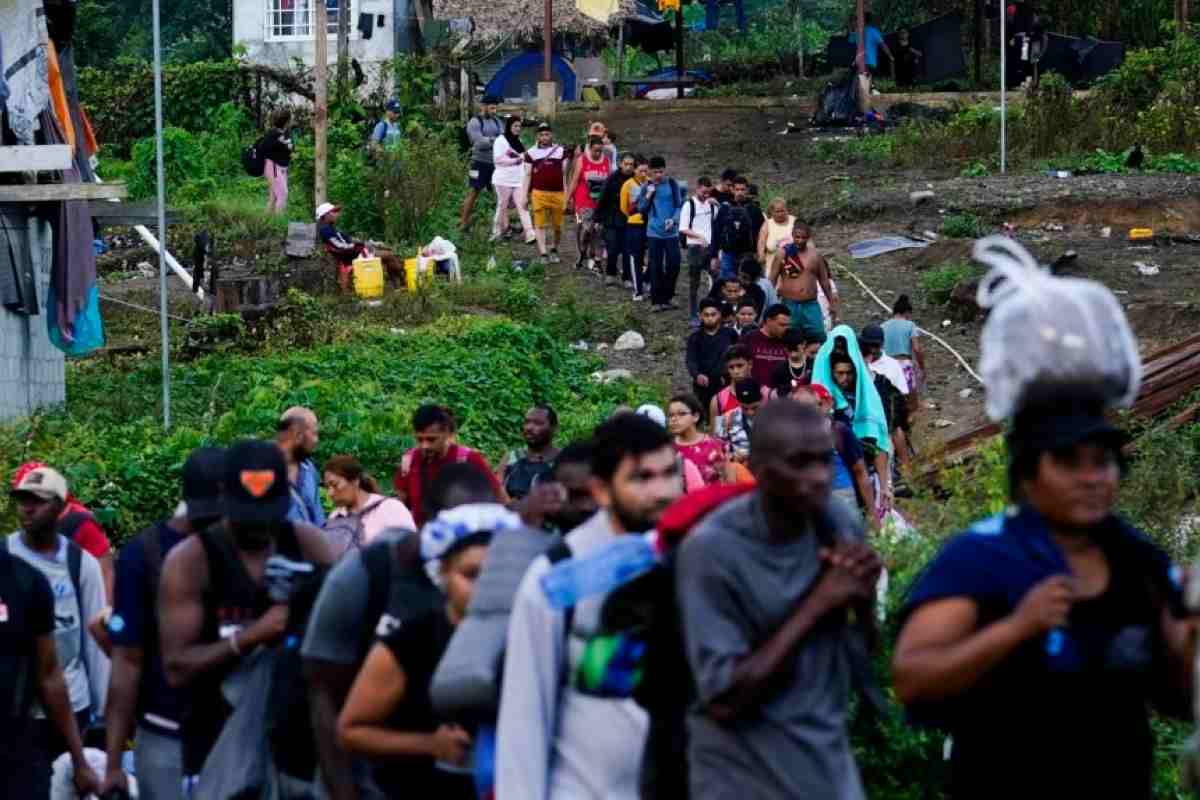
xmin=719 ymin=203 xmax=755 ymax=253
xmin=321 ymin=497 xmax=388 ymax=558
xmin=241 ymin=136 xmax=267 ymax=177
xmin=679 ymin=198 xmax=697 ymax=248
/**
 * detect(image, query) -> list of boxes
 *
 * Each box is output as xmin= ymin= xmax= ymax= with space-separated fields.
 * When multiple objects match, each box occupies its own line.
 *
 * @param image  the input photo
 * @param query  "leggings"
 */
xmin=265 ymin=160 xmax=288 ymax=214
xmin=493 ymin=184 xmax=534 ymax=240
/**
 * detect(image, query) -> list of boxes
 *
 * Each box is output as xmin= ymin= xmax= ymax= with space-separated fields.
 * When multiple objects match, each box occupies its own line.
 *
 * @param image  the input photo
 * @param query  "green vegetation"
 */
xmin=940 ymin=214 xmax=982 ymax=239
xmin=918 ymin=261 xmax=976 ymax=306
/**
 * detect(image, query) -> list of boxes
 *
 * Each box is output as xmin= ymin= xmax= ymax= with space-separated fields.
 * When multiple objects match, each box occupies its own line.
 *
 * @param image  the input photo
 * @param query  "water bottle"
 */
xmin=540 ymin=533 xmax=659 ymax=609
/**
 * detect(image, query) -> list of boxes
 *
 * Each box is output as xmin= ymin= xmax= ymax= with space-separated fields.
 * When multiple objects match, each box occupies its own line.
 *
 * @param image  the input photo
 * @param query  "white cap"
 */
xmin=315 ymin=202 xmax=339 ymax=221
xmin=11 ymin=466 xmax=68 ymax=503
xmin=635 ymin=404 xmax=666 ymax=427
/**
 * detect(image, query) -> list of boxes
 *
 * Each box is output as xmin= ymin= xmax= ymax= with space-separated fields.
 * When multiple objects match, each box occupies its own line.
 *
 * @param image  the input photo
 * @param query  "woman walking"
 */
xmin=491 ymin=116 xmax=535 ymax=243
xmin=262 ymin=108 xmax=293 ymax=214
xmin=882 ymin=293 xmax=927 ymax=406
xmin=756 ymin=196 xmax=795 ymax=266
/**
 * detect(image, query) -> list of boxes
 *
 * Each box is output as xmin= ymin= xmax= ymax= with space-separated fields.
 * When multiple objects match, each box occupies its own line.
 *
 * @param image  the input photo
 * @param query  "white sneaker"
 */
xmin=632 ymin=293 xmax=645 ymax=301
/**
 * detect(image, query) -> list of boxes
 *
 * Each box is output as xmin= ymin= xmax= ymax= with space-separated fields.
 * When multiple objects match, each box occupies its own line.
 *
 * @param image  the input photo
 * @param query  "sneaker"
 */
xmin=549 ymin=252 xmax=561 ymax=265
xmin=585 ymin=258 xmax=596 ymax=272
xmin=632 ymin=293 xmax=645 ymax=302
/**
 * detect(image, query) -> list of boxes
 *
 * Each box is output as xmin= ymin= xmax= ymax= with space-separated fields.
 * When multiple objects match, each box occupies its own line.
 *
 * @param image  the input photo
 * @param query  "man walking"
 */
xmin=501 ymin=405 xmax=562 ymax=502
xmin=525 ymin=123 xmax=572 ymax=265
xmin=676 ymin=400 xmax=879 ymax=800
xmin=368 ymin=99 xmax=403 ymax=156
xmin=640 ymin=156 xmax=686 ymax=312
xmin=565 ymin=135 xmax=612 ymax=272
xmin=620 ymin=156 xmax=651 ymax=300
xmin=740 ymin=303 xmax=792 ymax=388
xmin=595 ymin=153 xmax=636 ymax=288
xmin=770 ymin=224 xmax=839 ymax=341
xmin=686 ymin=298 xmax=739 ymax=416
xmin=710 ymin=176 xmax=764 ymax=280
xmin=98 ymin=447 xmax=227 ymax=800
xmin=680 ymin=176 xmax=720 ymax=326
xmin=460 ymin=95 xmax=503 ymax=230
xmin=159 ymin=439 xmax=333 ymax=782
xmin=497 ymin=414 xmax=683 ymax=800
xmin=7 ymin=466 xmax=107 ymax=798
xmin=277 ymin=406 xmax=326 ymax=527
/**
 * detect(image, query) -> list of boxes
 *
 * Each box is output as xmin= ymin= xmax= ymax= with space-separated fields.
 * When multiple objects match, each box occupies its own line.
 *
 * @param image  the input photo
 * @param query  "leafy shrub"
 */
xmin=941 ymin=214 xmax=981 ymax=239
xmin=370 ymin=130 xmax=467 ymax=245
xmin=919 ymin=261 xmax=976 ymax=306
xmin=127 ymin=127 xmax=207 ymax=200
xmin=960 ymin=161 xmax=989 ymax=178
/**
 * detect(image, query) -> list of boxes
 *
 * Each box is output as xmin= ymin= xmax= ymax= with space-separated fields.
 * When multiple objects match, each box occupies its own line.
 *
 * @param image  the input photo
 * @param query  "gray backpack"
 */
xmin=321 ymin=498 xmax=387 ymax=558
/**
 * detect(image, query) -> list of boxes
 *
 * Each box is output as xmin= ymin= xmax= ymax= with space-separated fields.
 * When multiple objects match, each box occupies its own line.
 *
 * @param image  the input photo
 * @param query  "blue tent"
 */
xmin=484 ymin=52 xmax=578 ymax=102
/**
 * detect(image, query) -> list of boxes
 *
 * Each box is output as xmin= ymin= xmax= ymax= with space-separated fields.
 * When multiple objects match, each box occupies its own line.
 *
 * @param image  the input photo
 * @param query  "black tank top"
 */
xmin=181 ymin=523 xmax=301 ymax=774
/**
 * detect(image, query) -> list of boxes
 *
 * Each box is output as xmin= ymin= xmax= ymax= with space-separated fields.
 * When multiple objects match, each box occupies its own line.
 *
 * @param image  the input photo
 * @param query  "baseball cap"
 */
xmin=385 ymin=98 xmax=402 ymax=113
xmin=223 ymin=439 xmax=290 ymax=524
xmin=537 ymin=122 xmax=553 ymax=132
xmin=635 ymin=404 xmax=667 ymax=427
xmin=315 ymin=202 xmax=340 ymax=221
xmin=10 ymin=466 xmax=68 ymax=503
xmin=859 ymin=324 xmax=885 ymax=348
xmin=734 ymin=379 xmax=763 ymax=405
xmin=182 ymin=447 xmax=227 ymax=524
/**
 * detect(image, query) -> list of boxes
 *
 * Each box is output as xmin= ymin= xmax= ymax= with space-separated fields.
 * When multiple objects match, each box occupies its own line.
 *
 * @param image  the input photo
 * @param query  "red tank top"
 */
xmin=573 ymin=153 xmax=612 ymax=211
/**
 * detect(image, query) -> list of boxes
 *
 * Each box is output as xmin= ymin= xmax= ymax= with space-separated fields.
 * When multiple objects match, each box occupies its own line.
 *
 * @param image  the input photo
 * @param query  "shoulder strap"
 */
xmin=545 ymin=541 xmax=575 ymax=685
xmin=65 ymin=540 xmax=87 ymax=683
xmin=142 ymin=524 xmax=165 ymax=594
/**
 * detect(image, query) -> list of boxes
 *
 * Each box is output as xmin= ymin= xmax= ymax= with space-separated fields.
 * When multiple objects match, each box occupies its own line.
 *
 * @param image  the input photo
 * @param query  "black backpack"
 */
xmin=241 ymin=136 xmax=267 ymax=177
xmin=720 ymin=204 xmax=755 ymax=253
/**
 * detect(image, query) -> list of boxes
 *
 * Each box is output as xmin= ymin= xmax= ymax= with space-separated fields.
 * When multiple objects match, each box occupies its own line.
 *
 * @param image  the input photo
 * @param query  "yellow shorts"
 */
xmin=531 ymin=190 xmax=566 ymax=230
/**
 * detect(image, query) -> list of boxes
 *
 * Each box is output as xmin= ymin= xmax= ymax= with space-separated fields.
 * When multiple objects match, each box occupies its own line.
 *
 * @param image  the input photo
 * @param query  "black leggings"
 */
xmin=604 ymin=225 xmax=626 ymax=277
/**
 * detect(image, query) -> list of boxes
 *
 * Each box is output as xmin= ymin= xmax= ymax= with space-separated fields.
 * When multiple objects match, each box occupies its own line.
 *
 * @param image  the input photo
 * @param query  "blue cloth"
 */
xmin=109 ymin=521 xmax=188 ymax=732
xmin=848 ymin=26 xmax=886 ymax=68
xmin=287 ymin=459 xmax=326 ymax=526
xmin=638 ymin=178 xmax=686 ymax=240
xmin=811 ymin=324 xmax=892 ymax=454
xmin=718 ymin=250 xmax=738 ymax=280
xmin=47 ymin=283 xmax=104 ymax=356
xmin=882 ymin=318 xmax=916 ymax=357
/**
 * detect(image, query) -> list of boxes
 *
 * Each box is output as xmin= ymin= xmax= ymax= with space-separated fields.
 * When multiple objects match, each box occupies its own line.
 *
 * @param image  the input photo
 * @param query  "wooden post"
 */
xmin=615 ymin=21 xmax=625 ymax=99
xmin=314 ymin=0 xmax=329 ymax=207
xmin=543 ymin=0 xmax=553 ymax=82
xmin=675 ymin=7 xmax=684 ymax=99
xmin=337 ymin=0 xmax=350 ymax=99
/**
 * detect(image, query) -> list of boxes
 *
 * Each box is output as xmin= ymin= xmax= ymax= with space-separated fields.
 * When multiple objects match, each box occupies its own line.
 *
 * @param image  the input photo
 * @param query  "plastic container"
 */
xmin=352 ymin=256 xmax=384 ymax=298
xmin=1129 ymin=228 xmax=1154 ymax=240
xmin=404 ymin=256 xmax=433 ymax=291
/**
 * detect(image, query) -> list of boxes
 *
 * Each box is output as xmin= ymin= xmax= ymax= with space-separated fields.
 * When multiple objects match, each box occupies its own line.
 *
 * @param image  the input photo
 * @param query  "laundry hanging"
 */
xmin=0 ymin=0 xmax=51 ymax=144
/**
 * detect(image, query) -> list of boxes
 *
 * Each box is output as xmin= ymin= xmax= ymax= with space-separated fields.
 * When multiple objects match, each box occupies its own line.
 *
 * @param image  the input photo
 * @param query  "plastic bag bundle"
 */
xmin=973 ymin=235 xmax=1142 ymax=421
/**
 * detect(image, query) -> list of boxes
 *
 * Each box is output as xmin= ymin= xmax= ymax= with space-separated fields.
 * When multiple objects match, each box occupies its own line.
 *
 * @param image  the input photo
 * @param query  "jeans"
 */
xmin=686 ymin=245 xmax=710 ymax=318
xmin=135 ymin=725 xmax=184 ymax=800
xmin=719 ymin=250 xmax=744 ymax=280
xmin=625 ymin=225 xmax=647 ymax=295
xmin=604 ymin=224 xmax=626 ymax=277
xmin=648 ymin=237 xmax=682 ymax=306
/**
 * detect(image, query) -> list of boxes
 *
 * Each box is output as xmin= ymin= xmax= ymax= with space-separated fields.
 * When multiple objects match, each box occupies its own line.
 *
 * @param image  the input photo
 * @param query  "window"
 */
xmin=265 ymin=0 xmax=352 ymax=40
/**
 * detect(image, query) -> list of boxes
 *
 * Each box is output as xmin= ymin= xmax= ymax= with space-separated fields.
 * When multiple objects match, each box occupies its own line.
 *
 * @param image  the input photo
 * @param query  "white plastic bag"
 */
xmin=973 ymin=235 xmax=1141 ymax=421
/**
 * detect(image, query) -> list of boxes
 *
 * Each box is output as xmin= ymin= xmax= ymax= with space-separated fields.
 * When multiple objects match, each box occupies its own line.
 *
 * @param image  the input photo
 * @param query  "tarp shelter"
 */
xmin=483 ymin=52 xmax=578 ymax=102
xmin=1024 ymin=33 xmax=1125 ymax=87
xmin=825 ymin=12 xmax=966 ymax=84
xmin=622 ymin=0 xmax=672 ymax=53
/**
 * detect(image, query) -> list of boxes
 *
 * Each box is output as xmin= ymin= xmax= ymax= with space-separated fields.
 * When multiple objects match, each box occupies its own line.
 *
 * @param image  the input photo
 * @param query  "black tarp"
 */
xmin=624 ymin=1 xmax=673 ymax=54
xmin=1035 ymin=33 xmax=1125 ymax=86
xmin=824 ymin=12 xmax=965 ymax=84
xmin=812 ymin=69 xmax=861 ymax=127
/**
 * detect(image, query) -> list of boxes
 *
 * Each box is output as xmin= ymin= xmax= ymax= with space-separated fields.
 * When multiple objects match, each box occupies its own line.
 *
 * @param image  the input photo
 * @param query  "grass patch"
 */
xmin=941 ymin=214 xmax=982 ymax=239
xmin=918 ymin=261 xmax=977 ymax=306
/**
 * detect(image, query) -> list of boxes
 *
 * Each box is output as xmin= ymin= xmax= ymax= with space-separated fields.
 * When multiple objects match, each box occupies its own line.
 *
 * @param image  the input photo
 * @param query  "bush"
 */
xmin=369 ymin=130 xmax=468 ymax=245
xmin=919 ymin=261 xmax=976 ymax=306
xmin=941 ymin=214 xmax=981 ymax=239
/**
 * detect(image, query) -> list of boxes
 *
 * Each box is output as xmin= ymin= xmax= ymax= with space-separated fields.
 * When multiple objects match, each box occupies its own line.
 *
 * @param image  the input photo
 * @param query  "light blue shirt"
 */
xmin=848 ymin=26 xmax=886 ymax=68
xmin=882 ymin=318 xmax=916 ymax=357
xmin=287 ymin=459 xmax=326 ymax=527
xmin=638 ymin=178 xmax=686 ymax=240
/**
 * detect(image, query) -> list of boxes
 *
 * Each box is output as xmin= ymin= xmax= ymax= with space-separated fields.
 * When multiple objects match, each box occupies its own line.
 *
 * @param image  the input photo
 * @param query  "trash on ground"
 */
xmin=1135 ymin=262 xmax=1160 ymax=276
xmin=958 ymin=389 xmax=973 ymax=399
xmin=910 ymin=190 xmax=936 ymax=205
xmin=921 ymin=230 xmax=939 ymax=241
xmin=1129 ymin=228 xmax=1155 ymax=240
xmin=613 ymin=331 xmax=646 ymax=351
xmin=934 ymin=419 xmax=954 ymax=428
xmin=848 ymin=236 xmax=930 ymax=259
xmin=942 ymin=319 xmax=952 ymax=328
xmin=570 ymin=341 xmax=590 ymax=351
xmin=1100 ymin=226 xmax=1112 ymax=238
xmin=1044 ymin=223 xmax=1064 ymax=232
xmin=591 ymin=368 xmax=634 ymax=384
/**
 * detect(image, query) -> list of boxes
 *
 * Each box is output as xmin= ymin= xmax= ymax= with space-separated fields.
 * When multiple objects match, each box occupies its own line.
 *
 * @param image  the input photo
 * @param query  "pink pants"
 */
xmin=266 ymin=160 xmax=288 ymax=214
xmin=493 ymin=184 xmax=533 ymax=239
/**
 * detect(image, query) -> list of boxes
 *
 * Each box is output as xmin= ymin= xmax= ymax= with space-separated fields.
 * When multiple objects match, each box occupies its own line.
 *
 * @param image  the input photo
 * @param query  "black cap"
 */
xmin=481 ymin=94 xmax=502 ymax=105
xmin=223 ymin=439 xmax=290 ymax=524
xmin=537 ymin=122 xmax=553 ymax=132
xmin=859 ymin=323 xmax=885 ymax=348
xmin=182 ymin=447 xmax=227 ymax=524
xmin=734 ymin=378 xmax=763 ymax=405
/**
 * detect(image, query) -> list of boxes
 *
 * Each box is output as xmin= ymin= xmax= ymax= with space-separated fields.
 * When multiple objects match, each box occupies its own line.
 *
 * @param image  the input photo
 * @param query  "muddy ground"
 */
xmin=96 ymin=103 xmax=1200 ymax=445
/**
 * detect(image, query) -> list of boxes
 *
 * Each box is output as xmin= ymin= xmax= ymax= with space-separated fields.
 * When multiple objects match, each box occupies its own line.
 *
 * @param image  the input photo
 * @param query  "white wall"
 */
xmin=234 ymin=0 xmax=397 ymax=68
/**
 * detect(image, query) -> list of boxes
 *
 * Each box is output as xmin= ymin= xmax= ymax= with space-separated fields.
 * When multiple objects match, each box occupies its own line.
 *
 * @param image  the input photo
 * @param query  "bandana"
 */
xmin=420 ymin=503 xmax=521 ymax=589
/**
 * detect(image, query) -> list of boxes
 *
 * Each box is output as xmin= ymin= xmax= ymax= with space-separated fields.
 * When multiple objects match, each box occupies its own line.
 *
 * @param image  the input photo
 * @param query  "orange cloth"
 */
xmin=46 ymin=41 xmax=77 ymax=154
xmin=79 ymin=106 xmax=99 ymax=157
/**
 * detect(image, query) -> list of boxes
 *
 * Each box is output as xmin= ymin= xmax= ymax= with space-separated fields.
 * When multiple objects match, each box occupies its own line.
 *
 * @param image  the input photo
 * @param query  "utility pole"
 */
xmin=675 ymin=6 xmax=684 ymax=99
xmin=538 ymin=0 xmax=557 ymax=117
xmin=855 ymin=0 xmax=867 ymax=113
xmin=337 ymin=0 xmax=350 ymax=99
xmin=314 ymin=0 xmax=328 ymax=207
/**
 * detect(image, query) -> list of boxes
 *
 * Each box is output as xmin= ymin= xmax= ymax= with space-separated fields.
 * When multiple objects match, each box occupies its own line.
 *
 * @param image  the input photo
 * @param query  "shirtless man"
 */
xmin=769 ymin=224 xmax=838 ymax=341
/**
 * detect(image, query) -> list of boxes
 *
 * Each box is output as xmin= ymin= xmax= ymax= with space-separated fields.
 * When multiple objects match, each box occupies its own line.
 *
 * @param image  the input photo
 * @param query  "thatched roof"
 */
xmin=435 ymin=0 xmax=644 ymax=41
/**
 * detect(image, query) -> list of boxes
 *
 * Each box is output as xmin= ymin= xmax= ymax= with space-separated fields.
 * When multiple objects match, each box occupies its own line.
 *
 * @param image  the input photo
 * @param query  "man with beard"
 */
xmin=159 ymin=439 xmax=334 ymax=783
xmin=675 ymin=401 xmax=879 ymax=800
xmin=497 ymin=415 xmax=682 ymax=800
xmin=277 ymin=406 xmax=325 ymax=527
xmin=501 ymin=406 xmax=561 ymax=502
xmin=769 ymin=224 xmax=838 ymax=342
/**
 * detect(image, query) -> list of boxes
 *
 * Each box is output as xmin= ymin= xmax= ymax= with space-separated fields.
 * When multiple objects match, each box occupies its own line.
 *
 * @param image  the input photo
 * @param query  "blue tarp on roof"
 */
xmin=484 ymin=52 xmax=578 ymax=102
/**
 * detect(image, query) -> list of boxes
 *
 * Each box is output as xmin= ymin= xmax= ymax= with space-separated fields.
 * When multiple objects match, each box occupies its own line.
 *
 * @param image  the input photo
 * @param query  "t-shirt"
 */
xmin=374 ymin=610 xmax=476 ymax=799
xmin=525 ymin=145 xmax=569 ymax=193
xmin=60 ymin=500 xmax=111 ymax=560
xmin=466 ymin=116 xmax=503 ymax=164
xmin=319 ymin=222 xmax=359 ymax=263
xmin=675 ymin=437 xmax=726 ymax=487
xmin=675 ymin=491 xmax=866 ymax=800
xmin=739 ymin=329 xmax=790 ymax=388
xmin=0 ymin=549 xmax=54 ymax=757
xmin=848 ymin=25 xmax=886 ymax=68
xmin=501 ymin=451 xmax=557 ymax=502
xmin=882 ymin=318 xmax=917 ymax=357
xmin=680 ymin=196 xmax=718 ymax=247
xmin=830 ymin=420 xmax=864 ymax=492
xmin=769 ymin=359 xmax=811 ymax=394
xmin=869 ymin=353 xmax=910 ymax=395
xmin=902 ymin=506 xmax=1181 ymax=800
xmin=372 ymin=119 xmax=402 ymax=147
xmin=715 ymin=407 xmax=755 ymax=459
xmin=261 ymin=127 xmax=294 ymax=167
xmin=491 ymin=136 xmax=526 ymax=188
xmin=392 ymin=445 xmax=502 ymax=527
xmin=573 ymin=153 xmax=612 ymax=212
xmin=109 ymin=521 xmax=187 ymax=733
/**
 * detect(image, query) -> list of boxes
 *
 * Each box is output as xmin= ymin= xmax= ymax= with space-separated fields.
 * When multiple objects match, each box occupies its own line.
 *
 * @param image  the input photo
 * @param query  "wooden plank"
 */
xmin=0 ymin=145 xmax=72 ymax=173
xmin=89 ymin=201 xmax=182 ymax=226
xmin=0 ymin=182 xmax=128 ymax=202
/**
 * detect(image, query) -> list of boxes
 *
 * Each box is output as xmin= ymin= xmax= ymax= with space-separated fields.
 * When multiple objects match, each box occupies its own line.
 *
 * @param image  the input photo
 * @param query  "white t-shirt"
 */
xmin=681 ymin=195 xmax=718 ymax=247
xmin=326 ymin=494 xmax=417 ymax=545
xmin=492 ymin=136 xmax=527 ymax=188
xmin=870 ymin=353 xmax=910 ymax=395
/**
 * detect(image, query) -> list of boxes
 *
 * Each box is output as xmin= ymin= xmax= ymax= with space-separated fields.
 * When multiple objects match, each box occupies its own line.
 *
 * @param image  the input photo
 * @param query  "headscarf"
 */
xmin=420 ymin=502 xmax=521 ymax=589
xmin=811 ymin=324 xmax=892 ymax=454
xmin=501 ymin=116 xmax=525 ymax=154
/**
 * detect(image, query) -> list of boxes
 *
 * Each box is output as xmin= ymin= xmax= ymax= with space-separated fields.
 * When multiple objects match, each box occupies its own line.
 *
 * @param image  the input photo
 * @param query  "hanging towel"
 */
xmin=46 ymin=41 xmax=76 ymax=153
xmin=577 ymin=0 xmax=620 ymax=24
xmin=0 ymin=0 xmax=51 ymax=144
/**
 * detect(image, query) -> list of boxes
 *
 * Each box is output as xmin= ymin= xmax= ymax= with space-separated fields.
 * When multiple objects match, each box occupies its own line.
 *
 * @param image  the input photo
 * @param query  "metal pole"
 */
xmin=543 ymin=0 xmax=553 ymax=82
xmin=675 ymin=7 xmax=684 ymax=99
xmin=1000 ymin=5 xmax=1006 ymax=175
xmin=152 ymin=0 xmax=170 ymax=429
xmin=314 ymin=0 xmax=328 ymax=207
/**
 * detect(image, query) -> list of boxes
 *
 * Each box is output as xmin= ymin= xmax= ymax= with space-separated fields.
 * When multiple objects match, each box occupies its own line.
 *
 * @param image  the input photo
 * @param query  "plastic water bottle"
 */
xmin=540 ymin=533 xmax=659 ymax=609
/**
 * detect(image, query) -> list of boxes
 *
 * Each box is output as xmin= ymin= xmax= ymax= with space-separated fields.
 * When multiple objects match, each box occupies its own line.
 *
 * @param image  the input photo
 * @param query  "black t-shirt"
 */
xmin=769 ymin=359 xmax=810 ymax=394
xmin=0 ymin=550 xmax=55 ymax=758
xmin=373 ymin=609 xmax=476 ymax=799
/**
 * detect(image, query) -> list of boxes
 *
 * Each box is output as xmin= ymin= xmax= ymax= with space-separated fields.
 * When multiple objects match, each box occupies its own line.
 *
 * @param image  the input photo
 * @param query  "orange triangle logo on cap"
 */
xmin=240 ymin=469 xmax=276 ymax=498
